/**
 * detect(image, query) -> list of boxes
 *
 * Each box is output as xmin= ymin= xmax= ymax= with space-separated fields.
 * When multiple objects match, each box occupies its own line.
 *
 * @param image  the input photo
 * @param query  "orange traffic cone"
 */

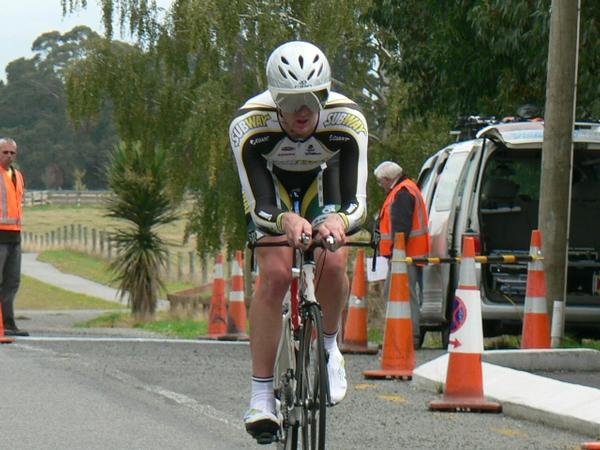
xmin=199 ymin=253 xmax=228 ymax=340
xmin=363 ymin=232 xmax=415 ymax=380
xmin=221 ymin=251 xmax=249 ymax=341
xmin=521 ymin=229 xmax=550 ymax=349
xmin=340 ymin=249 xmax=378 ymax=354
xmin=429 ymin=236 xmax=501 ymax=412
xmin=0 ymin=305 xmax=15 ymax=344
xmin=582 ymin=442 xmax=600 ymax=449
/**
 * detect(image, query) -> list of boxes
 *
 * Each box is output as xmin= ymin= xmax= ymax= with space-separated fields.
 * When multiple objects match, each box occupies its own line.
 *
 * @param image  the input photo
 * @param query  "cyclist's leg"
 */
xmin=314 ymin=247 xmax=349 ymax=405
xmin=244 ymin=235 xmax=293 ymax=439
xmin=251 ymin=241 xmax=293 ymax=376
xmin=314 ymin=247 xmax=349 ymax=335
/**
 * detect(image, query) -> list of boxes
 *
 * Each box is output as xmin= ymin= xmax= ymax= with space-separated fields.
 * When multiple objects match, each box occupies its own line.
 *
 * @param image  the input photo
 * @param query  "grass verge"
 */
xmin=16 ymin=275 xmax=125 ymax=310
xmin=81 ymin=311 xmax=208 ymax=339
xmin=37 ymin=249 xmax=194 ymax=295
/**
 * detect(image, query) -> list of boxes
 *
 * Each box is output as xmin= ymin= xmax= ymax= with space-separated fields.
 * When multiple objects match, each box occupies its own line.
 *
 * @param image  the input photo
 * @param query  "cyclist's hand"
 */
xmin=281 ymin=212 xmax=312 ymax=249
xmin=316 ymin=214 xmax=346 ymax=251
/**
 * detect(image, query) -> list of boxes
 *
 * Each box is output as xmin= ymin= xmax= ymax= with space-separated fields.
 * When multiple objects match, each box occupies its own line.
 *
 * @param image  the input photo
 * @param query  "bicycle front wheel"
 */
xmin=297 ymin=303 xmax=327 ymax=450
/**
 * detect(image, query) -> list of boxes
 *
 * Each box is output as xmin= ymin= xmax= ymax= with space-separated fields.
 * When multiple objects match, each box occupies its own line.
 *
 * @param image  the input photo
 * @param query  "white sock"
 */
xmin=323 ymin=330 xmax=339 ymax=353
xmin=250 ymin=376 xmax=275 ymax=414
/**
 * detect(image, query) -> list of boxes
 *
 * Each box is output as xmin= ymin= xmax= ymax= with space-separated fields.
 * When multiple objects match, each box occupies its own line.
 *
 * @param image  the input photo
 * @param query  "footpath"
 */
xmin=18 ymin=252 xmax=600 ymax=440
xmin=21 ymin=252 xmax=169 ymax=311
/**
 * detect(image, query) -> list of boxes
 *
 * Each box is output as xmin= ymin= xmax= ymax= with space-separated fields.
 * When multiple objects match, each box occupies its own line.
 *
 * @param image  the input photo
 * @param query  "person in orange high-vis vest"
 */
xmin=374 ymin=161 xmax=430 ymax=348
xmin=0 ymin=137 xmax=27 ymax=336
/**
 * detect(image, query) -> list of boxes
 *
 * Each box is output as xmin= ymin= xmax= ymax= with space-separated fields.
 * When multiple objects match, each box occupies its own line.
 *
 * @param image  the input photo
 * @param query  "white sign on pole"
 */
xmin=366 ymin=256 xmax=388 ymax=282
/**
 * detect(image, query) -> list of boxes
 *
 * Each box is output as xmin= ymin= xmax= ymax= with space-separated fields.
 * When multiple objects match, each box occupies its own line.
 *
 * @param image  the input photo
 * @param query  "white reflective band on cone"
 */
xmin=229 ymin=291 xmax=244 ymax=302
xmin=391 ymin=261 xmax=407 ymax=274
xmin=385 ymin=301 xmax=411 ymax=319
xmin=231 ymin=262 xmax=243 ymax=276
xmin=524 ymin=296 xmax=547 ymax=313
xmin=215 ymin=263 xmax=223 ymax=278
xmin=349 ymin=294 xmax=366 ymax=308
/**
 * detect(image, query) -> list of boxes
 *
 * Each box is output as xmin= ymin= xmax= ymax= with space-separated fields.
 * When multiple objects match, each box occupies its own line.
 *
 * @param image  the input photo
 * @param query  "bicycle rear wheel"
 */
xmin=296 ymin=303 xmax=327 ymax=450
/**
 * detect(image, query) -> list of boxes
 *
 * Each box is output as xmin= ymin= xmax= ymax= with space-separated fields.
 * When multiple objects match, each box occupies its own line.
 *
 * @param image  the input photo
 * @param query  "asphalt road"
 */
xmin=1 ymin=309 xmax=595 ymax=450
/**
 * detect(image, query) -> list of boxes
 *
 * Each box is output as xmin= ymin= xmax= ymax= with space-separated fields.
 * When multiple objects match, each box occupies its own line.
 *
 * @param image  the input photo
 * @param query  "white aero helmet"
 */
xmin=266 ymin=41 xmax=331 ymax=113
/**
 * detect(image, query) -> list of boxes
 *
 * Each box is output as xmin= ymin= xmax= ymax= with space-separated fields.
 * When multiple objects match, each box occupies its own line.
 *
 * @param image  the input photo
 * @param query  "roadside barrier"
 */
xmin=364 ymin=232 xmax=415 ymax=380
xmin=397 ymin=254 xmax=541 ymax=265
xmin=429 ymin=236 xmax=502 ymax=413
xmin=521 ymin=229 xmax=550 ymax=349
xmin=221 ymin=251 xmax=249 ymax=341
xmin=341 ymin=249 xmax=378 ymax=354
xmin=0 ymin=308 xmax=15 ymax=344
xmin=199 ymin=253 xmax=228 ymax=339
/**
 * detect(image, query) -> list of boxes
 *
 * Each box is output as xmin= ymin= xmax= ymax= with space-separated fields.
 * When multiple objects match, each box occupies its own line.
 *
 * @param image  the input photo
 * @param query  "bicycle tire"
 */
xmin=296 ymin=303 xmax=327 ymax=450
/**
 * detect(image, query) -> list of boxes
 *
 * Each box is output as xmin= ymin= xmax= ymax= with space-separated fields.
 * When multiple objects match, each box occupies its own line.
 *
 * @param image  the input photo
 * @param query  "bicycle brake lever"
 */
xmin=324 ymin=235 xmax=337 ymax=252
xmin=300 ymin=233 xmax=310 ymax=246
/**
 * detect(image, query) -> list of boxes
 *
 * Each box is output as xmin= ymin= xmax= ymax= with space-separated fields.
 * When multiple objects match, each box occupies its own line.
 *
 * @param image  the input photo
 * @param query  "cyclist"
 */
xmin=229 ymin=40 xmax=368 ymax=441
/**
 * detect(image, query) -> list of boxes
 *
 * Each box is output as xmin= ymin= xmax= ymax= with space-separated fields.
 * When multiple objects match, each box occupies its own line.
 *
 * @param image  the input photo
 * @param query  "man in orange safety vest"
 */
xmin=374 ymin=161 xmax=430 ymax=348
xmin=0 ymin=137 xmax=27 ymax=336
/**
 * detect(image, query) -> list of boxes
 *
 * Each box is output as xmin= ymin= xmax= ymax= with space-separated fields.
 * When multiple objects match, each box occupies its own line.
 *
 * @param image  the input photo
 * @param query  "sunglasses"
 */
xmin=274 ymin=89 xmax=329 ymax=113
xmin=2 ymin=151 xmax=16 ymax=155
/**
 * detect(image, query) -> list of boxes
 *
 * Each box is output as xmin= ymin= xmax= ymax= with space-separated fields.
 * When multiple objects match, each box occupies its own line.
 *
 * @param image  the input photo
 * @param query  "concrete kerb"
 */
xmin=413 ymin=349 xmax=600 ymax=437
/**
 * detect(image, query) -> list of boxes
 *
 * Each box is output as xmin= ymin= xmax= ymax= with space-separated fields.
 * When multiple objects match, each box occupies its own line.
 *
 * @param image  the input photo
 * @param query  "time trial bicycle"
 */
xmin=249 ymin=232 xmax=372 ymax=449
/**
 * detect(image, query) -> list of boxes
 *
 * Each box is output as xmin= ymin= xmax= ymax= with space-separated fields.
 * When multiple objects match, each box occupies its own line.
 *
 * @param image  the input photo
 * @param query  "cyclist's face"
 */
xmin=278 ymin=106 xmax=319 ymax=139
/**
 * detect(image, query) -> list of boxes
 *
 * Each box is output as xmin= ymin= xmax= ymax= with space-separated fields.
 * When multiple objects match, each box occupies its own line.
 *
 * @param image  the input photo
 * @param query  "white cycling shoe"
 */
xmin=244 ymin=406 xmax=280 ymax=444
xmin=327 ymin=347 xmax=347 ymax=405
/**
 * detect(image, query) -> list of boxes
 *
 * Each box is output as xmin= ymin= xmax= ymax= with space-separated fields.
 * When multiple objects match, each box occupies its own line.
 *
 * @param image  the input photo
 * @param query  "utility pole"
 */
xmin=539 ymin=0 xmax=580 ymax=347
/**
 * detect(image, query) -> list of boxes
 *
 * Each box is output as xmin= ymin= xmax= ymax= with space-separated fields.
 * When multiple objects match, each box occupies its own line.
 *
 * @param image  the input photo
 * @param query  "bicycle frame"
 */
xmin=273 ymin=243 xmax=327 ymax=436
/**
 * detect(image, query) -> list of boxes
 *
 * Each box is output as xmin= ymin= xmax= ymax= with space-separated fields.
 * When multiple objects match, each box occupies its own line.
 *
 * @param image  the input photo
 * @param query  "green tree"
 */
xmin=0 ymin=26 xmax=117 ymax=189
xmin=106 ymin=141 xmax=179 ymax=319
xmin=369 ymin=0 xmax=600 ymax=119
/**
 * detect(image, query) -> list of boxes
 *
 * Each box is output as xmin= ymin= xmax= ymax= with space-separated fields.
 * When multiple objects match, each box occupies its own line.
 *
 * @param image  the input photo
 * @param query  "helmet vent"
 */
xmin=278 ymin=66 xmax=288 ymax=79
xmin=280 ymin=56 xmax=290 ymax=65
xmin=298 ymin=55 xmax=304 ymax=68
xmin=313 ymin=54 xmax=320 ymax=63
xmin=307 ymin=69 xmax=315 ymax=80
xmin=317 ymin=65 xmax=323 ymax=77
xmin=288 ymin=70 xmax=298 ymax=81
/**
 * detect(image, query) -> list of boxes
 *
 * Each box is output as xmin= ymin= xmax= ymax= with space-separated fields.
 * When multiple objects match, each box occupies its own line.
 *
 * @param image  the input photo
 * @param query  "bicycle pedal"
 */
xmin=254 ymin=432 xmax=277 ymax=445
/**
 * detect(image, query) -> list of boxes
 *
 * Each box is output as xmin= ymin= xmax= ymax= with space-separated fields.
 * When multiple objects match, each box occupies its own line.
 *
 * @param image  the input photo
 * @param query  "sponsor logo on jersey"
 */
xmin=231 ymin=113 xmax=270 ymax=146
xmin=323 ymin=112 xmax=367 ymax=135
xmin=280 ymin=146 xmax=295 ymax=152
xmin=329 ymin=134 xmax=350 ymax=142
xmin=258 ymin=210 xmax=273 ymax=220
xmin=322 ymin=204 xmax=338 ymax=214
xmin=250 ymin=136 xmax=270 ymax=146
xmin=305 ymin=144 xmax=318 ymax=155
xmin=344 ymin=202 xmax=358 ymax=214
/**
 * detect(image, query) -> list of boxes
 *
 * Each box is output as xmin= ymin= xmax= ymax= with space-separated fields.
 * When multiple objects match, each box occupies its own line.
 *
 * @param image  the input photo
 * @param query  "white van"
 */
xmin=417 ymin=120 xmax=600 ymax=343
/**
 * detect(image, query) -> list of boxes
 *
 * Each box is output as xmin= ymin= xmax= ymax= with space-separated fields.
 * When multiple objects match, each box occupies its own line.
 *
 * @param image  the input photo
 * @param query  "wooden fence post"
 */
xmin=189 ymin=251 xmax=195 ymax=283
xmin=177 ymin=252 xmax=184 ymax=282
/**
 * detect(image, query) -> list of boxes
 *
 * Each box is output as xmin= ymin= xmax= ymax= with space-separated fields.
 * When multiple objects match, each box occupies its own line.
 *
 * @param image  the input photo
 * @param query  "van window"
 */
xmin=482 ymin=150 xmax=540 ymax=204
xmin=433 ymin=152 xmax=468 ymax=211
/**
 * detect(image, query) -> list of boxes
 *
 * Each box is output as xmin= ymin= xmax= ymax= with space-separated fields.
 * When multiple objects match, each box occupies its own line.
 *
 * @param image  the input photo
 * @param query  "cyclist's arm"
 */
xmin=229 ymin=108 xmax=287 ymax=234
xmin=319 ymin=101 xmax=369 ymax=234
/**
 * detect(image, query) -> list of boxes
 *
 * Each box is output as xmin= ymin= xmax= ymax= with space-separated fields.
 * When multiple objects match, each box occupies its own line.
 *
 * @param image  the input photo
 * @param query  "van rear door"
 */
xmin=420 ymin=141 xmax=477 ymax=329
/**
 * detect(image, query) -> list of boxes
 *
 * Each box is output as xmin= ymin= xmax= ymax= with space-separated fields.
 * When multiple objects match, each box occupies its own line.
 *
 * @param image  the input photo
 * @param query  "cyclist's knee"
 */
xmin=257 ymin=264 xmax=292 ymax=295
xmin=319 ymin=250 xmax=347 ymax=275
